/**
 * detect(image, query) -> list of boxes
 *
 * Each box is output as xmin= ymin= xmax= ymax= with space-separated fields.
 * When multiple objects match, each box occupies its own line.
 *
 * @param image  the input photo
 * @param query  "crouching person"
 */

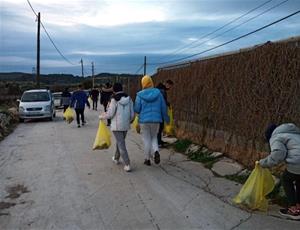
xmin=258 ymin=123 xmax=300 ymax=220
xmin=99 ymin=83 xmax=134 ymax=172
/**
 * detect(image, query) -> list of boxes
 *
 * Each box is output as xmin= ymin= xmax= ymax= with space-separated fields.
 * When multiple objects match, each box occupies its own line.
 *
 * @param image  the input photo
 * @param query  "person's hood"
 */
xmin=272 ymin=123 xmax=300 ymax=136
xmin=117 ymin=96 xmax=130 ymax=106
xmin=137 ymin=88 xmax=161 ymax=102
xmin=113 ymin=92 xmax=128 ymax=102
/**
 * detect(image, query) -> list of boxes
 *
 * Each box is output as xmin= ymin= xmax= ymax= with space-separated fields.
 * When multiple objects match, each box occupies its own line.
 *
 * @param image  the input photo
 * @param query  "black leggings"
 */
xmin=63 ymin=105 xmax=69 ymax=113
xmin=157 ymin=122 xmax=164 ymax=144
xmin=281 ymin=170 xmax=300 ymax=206
xmin=75 ymin=108 xmax=85 ymax=125
xmin=103 ymin=102 xmax=111 ymax=125
xmin=92 ymin=99 xmax=97 ymax=110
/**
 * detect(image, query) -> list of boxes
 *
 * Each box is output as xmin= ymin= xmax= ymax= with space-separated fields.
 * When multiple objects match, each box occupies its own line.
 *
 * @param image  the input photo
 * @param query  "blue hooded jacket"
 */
xmin=134 ymin=88 xmax=169 ymax=123
xmin=71 ymin=90 xmax=90 ymax=109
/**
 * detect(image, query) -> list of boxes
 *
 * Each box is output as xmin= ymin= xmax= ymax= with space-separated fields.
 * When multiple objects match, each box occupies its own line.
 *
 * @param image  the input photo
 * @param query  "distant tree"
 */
xmin=82 ymin=79 xmax=93 ymax=89
xmin=7 ymin=83 xmax=21 ymax=95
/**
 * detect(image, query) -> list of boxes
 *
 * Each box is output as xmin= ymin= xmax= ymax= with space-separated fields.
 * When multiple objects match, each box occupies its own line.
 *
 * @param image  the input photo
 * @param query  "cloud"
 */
xmin=1 ymin=0 xmax=300 ymax=75
xmin=0 ymin=56 xmax=35 ymax=66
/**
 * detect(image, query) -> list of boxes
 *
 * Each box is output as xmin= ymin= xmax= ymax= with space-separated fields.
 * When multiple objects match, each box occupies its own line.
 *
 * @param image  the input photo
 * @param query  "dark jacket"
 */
xmin=156 ymin=83 xmax=169 ymax=106
xmin=91 ymin=89 xmax=99 ymax=100
xmin=101 ymin=90 xmax=113 ymax=105
xmin=61 ymin=91 xmax=71 ymax=106
xmin=71 ymin=90 xmax=90 ymax=109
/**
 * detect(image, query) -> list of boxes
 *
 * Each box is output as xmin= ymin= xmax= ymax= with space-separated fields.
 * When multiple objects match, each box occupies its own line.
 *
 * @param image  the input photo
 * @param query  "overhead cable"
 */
xmin=185 ymin=0 xmax=289 ymax=53
xmin=152 ymin=10 xmax=300 ymax=67
xmin=157 ymin=0 xmax=274 ymax=61
xmin=26 ymin=0 xmax=78 ymax=66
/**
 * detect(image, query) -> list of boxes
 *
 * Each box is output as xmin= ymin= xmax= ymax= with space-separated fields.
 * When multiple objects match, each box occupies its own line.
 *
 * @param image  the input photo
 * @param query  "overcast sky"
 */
xmin=0 ymin=0 xmax=299 ymax=76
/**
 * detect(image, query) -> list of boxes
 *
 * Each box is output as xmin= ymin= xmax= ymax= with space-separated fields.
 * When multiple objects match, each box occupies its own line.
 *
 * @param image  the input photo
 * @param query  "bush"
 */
xmin=173 ymin=139 xmax=192 ymax=153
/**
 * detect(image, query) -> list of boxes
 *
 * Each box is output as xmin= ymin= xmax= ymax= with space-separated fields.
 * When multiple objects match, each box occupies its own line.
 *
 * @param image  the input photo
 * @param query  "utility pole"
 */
xmin=36 ymin=12 xmax=41 ymax=88
xmin=80 ymin=58 xmax=84 ymax=78
xmin=143 ymin=56 xmax=147 ymax=76
xmin=92 ymin=62 xmax=95 ymax=88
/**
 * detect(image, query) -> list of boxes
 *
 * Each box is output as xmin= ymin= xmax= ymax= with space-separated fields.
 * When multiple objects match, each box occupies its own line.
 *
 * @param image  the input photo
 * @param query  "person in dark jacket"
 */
xmin=70 ymin=84 xmax=90 ymax=128
xmin=61 ymin=87 xmax=72 ymax=112
xmin=258 ymin=123 xmax=300 ymax=220
xmin=156 ymin=79 xmax=174 ymax=147
xmin=100 ymin=83 xmax=113 ymax=126
xmin=90 ymin=88 xmax=100 ymax=110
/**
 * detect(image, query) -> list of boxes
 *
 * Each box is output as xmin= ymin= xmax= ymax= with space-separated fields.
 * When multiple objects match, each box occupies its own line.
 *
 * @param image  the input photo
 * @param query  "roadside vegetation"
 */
xmin=0 ymin=103 xmax=18 ymax=141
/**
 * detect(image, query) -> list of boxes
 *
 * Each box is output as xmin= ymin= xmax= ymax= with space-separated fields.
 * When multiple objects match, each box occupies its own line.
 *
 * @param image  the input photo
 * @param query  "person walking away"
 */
xmin=100 ymin=83 xmax=113 ymax=126
xmin=258 ymin=123 xmax=300 ymax=220
xmin=61 ymin=87 xmax=71 ymax=113
xmin=156 ymin=79 xmax=174 ymax=147
xmin=134 ymin=75 xmax=169 ymax=166
xmin=70 ymin=84 xmax=90 ymax=128
xmin=99 ymin=83 xmax=134 ymax=172
xmin=91 ymin=87 xmax=100 ymax=110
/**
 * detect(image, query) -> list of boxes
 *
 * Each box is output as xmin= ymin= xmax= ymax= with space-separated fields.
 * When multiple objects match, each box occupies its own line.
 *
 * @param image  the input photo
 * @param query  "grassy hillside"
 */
xmin=0 ymin=72 xmax=141 ymax=86
xmin=0 ymin=72 xmax=142 ymax=98
xmin=0 ymin=72 xmax=83 ymax=85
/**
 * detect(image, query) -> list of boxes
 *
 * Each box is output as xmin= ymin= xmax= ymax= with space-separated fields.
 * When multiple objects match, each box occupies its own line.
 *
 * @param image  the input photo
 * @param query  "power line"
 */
xmin=40 ymin=24 xmax=77 ymax=66
xmin=157 ymin=0 xmax=274 ymax=61
xmin=134 ymin=64 xmax=144 ymax=75
xmin=152 ymin=10 xmax=300 ymax=67
xmin=26 ymin=0 xmax=37 ymax=15
xmin=183 ymin=0 xmax=289 ymax=54
xmin=26 ymin=0 xmax=77 ymax=66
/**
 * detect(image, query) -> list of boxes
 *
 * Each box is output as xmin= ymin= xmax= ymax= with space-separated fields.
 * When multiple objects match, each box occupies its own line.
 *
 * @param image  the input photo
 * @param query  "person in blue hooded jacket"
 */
xmin=70 ymin=84 xmax=90 ymax=128
xmin=134 ymin=75 xmax=169 ymax=166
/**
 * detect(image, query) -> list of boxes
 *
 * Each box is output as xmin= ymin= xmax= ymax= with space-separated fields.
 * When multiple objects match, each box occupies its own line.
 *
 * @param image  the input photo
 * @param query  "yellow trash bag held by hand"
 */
xmin=88 ymin=96 xmax=93 ymax=107
xmin=63 ymin=107 xmax=74 ymax=124
xmin=93 ymin=120 xmax=111 ymax=150
xmin=132 ymin=116 xmax=140 ymax=133
xmin=164 ymin=107 xmax=174 ymax=136
xmin=233 ymin=163 xmax=275 ymax=211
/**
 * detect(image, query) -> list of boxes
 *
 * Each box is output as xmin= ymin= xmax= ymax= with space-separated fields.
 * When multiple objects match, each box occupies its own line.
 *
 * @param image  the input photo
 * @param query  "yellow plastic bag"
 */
xmin=132 ymin=116 xmax=140 ymax=133
xmin=164 ymin=107 xmax=174 ymax=136
xmin=93 ymin=120 xmax=111 ymax=150
xmin=88 ymin=96 xmax=93 ymax=106
xmin=63 ymin=107 xmax=74 ymax=124
xmin=233 ymin=163 xmax=275 ymax=211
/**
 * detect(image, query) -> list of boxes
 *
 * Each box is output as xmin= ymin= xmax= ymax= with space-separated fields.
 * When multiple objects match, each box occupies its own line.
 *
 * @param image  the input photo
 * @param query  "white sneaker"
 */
xmin=124 ymin=165 xmax=131 ymax=172
xmin=112 ymin=156 xmax=120 ymax=165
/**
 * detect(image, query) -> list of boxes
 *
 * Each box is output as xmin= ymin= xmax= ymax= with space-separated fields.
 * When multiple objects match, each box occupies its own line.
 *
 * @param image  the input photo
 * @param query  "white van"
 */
xmin=18 ymin=89 xmax=56 ymax=122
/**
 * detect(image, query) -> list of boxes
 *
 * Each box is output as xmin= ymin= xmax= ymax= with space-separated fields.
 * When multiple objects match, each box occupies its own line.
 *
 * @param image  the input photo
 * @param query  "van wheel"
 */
xmin=53 ymin=112 xmax=56 ymax=118
xmin=19 ymin=118 xmax=24 ymax=123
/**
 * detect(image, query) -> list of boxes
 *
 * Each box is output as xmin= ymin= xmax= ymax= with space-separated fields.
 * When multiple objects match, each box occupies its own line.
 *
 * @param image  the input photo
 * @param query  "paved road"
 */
xmin=0 ymin=108 xmax=298 ymax=230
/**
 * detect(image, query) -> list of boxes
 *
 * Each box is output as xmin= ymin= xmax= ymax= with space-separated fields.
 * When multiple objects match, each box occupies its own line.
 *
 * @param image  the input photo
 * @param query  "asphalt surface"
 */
xmin=0 ymin=107 xmax=298 ymax=230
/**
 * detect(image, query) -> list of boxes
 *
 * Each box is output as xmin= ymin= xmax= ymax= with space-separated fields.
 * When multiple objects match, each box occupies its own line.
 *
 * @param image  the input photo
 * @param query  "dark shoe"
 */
xmin=144 ymin=159 xmax=151 ymax=166
xmin=154 ymin=151 xmax=160 ymax=164
xmin=77 ymin=124 xmax=81 ymax=128
xmin=279 ymin=208 xmax=300 ymax=220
